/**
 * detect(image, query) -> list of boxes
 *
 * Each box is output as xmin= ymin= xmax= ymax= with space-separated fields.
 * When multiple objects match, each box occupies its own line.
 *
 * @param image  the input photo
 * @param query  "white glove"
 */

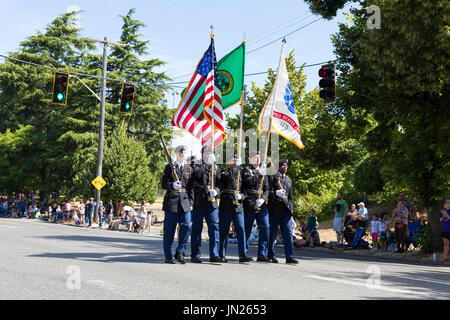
xmin=209 ymin=189 xmax=217 ymax=197
xmin=236 ymin=158 xmax=242 ymax=167
xmin=255 ymin=199 xmax=265 ymax=207
xmin=258 ymin=165 xmax=266 ymax=175
xmin=207 ymin=154 xmax=216 ymax=165
xmin=234 ymin=193 xmax=242 ymax=201
xmin=276 ymin=189 xmax=286 ymax=198
xmin=172 ymin=181 xmax=181 ymax=190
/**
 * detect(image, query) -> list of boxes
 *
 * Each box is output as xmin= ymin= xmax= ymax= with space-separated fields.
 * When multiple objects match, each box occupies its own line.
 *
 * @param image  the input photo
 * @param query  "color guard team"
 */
xmin=161 ymin=144 xmax=299 ymax=265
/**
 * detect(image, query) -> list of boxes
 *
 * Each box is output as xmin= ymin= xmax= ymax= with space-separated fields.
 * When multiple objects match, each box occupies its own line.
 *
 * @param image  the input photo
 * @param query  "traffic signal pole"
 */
xmin=85 ymin=36 xmax=128 ymax=224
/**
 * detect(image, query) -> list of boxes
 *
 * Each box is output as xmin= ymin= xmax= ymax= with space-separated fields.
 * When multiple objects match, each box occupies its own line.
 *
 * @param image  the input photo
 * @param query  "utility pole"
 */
xmin=85 ymin=36 xmax=128 ymax=224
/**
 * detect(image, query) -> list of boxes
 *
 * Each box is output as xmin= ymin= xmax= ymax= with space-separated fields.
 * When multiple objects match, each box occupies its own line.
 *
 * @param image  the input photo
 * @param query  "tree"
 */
xmin=0 ymin=9 xmax=173 ymax=203
xmin=305 ymin=0 xmax=450 ymax=251
xmin=73 ymin=125 xmax=156 ymax=203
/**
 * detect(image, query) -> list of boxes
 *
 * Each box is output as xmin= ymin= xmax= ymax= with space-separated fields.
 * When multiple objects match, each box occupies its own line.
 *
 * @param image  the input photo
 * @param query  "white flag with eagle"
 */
xmin=258 ymin=44 xmax=304 ymax=150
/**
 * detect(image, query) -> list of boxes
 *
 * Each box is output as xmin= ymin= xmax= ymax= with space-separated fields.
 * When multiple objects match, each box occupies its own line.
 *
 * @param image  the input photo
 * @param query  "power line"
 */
xmin=166 ymin=16 xmax=324 ymax=80
xmin=246 ymin=17 xmax=323 ymax=54
xmin=0 ymin=54 xmax=124 ymax=83
xmin=165 ymin=60 xmax=333 ymax=85
xmin=0 ymin=53 xmax=168 ymax=88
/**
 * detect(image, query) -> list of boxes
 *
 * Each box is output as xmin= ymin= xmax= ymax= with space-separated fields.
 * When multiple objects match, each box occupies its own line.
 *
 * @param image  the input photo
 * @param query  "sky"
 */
xmin=0 ymin=0 xmax=352 ymax=156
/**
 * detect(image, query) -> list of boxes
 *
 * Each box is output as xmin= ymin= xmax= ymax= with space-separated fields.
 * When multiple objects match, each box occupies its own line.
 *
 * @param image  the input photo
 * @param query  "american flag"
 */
xmin=171 ymin=36 xmax=225 ymax=147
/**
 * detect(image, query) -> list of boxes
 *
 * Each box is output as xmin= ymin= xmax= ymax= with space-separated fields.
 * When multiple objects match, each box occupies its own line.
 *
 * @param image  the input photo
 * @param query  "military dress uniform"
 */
xmin=189 ymin=158 xmax=221 ymax=263
xmin=241 ymin=165 xmax=271 ymax=261
xmin=267 ymin=168 xmax=297 ymax=263
xmin=218 ymin=166 xmax=253 ymax=263
xmin=161 ymin=160 xmax=193 ymax=264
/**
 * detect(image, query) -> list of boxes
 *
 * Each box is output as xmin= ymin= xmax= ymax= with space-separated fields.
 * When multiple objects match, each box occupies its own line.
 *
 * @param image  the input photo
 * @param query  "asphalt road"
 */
xmin=1 ymin=218 xmax=449 ymax=300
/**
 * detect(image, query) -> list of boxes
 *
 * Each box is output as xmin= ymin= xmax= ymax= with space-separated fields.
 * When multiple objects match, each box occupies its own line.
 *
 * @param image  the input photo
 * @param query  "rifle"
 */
xmin=159 ymin=134 xmax=179 ymax=182
xmin=270 ymin=157 xmax=287 ymax=201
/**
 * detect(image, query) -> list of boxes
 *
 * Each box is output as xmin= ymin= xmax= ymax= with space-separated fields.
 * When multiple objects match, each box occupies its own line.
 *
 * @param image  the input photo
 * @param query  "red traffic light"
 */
xmin=318 ymin=68 xmax=332 ymax=78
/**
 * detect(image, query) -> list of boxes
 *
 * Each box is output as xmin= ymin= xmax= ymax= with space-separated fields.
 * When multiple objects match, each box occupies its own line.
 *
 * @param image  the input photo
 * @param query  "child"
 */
xmin=370 ymin=214 xmax=379 ymax=251
xmin=307 ymin=209 xmax=319 ymax=247
xmin=378 ymin=212 xmax=390 ymax=252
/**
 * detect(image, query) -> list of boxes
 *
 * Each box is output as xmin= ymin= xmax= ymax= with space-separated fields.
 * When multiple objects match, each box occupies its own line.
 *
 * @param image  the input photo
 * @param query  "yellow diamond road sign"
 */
xmin=92 ymin=176 xmax=106 ymax=190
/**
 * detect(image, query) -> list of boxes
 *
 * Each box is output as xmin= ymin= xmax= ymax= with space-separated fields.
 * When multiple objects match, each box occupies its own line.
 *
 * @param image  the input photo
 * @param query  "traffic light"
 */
xmin=52 ymin=71 xmax=69 ymax=105
xmin=120 ymin=82 xmax=136 ymax=114
xmin=318 ymin=62 xmax=336 ymax=104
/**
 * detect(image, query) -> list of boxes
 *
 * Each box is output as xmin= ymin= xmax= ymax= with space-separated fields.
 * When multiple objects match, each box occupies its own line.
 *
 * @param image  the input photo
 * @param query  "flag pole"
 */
xmin=209 ymin=29 xmax=215 ymax=202
xmin=256 ymin=39 xmax=286 ymax=202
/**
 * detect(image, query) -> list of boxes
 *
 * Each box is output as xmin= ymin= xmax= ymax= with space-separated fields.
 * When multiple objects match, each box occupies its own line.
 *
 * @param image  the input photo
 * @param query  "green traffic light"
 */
xmin=126 ymin=103 xmax=130 ymax=110
xmin=57 ymin=93 xmax=64 ymax=101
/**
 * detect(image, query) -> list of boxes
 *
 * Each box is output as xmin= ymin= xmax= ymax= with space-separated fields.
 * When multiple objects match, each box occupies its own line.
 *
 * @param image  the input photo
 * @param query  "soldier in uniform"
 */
xmin=189 ymin=145 xmax=222 ymax=263
xmin=218 ymin=154 xmax=254 ymax=263
xmin=161 ymin=145 xmax=193 ymax=264
xmin=267 ymin=159 xmax=299 ymax=264
xmin=241 ymin=151 xmax=271 ymax=262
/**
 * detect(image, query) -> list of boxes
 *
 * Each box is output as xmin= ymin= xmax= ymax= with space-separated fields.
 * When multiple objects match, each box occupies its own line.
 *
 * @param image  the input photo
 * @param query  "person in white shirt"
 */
xmin=378 ymin=212 xmax=391 ymax=252
xmin=139 ymin=201 xmax=150 ymax=234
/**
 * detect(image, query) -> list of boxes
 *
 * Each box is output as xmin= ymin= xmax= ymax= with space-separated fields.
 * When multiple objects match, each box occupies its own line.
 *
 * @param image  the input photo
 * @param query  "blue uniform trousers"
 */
xmin=219 ymin=210 xmax=246 ymax=257
xmin=163 ymin=211 xmax=191 ymax=260
xmin=244 ymin=208 xmax=270 ymax=257
xmin=191 ymin=204 xmax=219 ymax=259
xmin=268 ymin=211 xmax=294 ymax=259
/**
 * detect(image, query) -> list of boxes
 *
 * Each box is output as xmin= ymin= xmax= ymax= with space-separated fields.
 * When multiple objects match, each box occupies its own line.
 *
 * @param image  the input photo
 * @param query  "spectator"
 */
xmin=333 ymin=192 xmax=348 ymax=248
xmin=440 ymin=199 xmax=450 ymax=264
xmin=346 ymin=203 xmax=357 ymax=225
xmin=139 ymin=201 xmax=150 ymax=235
xmin=64 ymin=201 xmax=72 ymax=223
xmin=54 ymin=205 xmax=62 ymax=223
xmin=370 ymin=213 xmax=379 ymax=251
xmin=355 ymin=202 xmax=368 ymax=230
xmin=378 ymin=212 xmax=390 ymax=252
xmin=2 ymin=200 xmax=8 ymax=218
xmin=72 ymin=209 xmax=80 ymax=225
xmin=18 ymin=200 xmax=25 ymax=218
xmin=393 ymin=200 xmax=409 ymax=253
xmin=109 ymin=210 xmax=125 ymax=230
xmin=293 ymin=220 xmax=308 ymax=248
xmin=307 ymin=209 xmax=319 ymax=247
xmin=105 ymin=200 xmax=114 ymax=224
xmin=98 ymin=201 xmax=105 ymax=227
xmin=399 ymin=192 xmax=416 ymax=222
xmin=85 ymin=198 xmax=96 ymax=227
xmin=121 ymin=211 xmax=132 ymax=230
xmin=131 ymin=214 xmax=142 ymax=233
xmin=78 ymin=201 xmax=85 ymax=225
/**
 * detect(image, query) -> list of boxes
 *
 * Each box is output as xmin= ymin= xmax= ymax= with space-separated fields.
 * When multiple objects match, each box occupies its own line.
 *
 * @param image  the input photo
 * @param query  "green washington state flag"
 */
xmin=181 ymin=41 xmax=245 ymax=110
xmin=217 ymin=41 xmax=245 ymax=109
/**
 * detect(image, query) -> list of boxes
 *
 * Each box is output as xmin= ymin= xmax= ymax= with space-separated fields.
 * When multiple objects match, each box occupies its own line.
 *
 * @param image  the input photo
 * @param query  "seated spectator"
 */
xmin=40 ymin=208 xmax=49 ymax=221
xmin=307 ymin=209 xmax=319 ymax=247
xmin=355 ymin=202 xmax=368 ymax=230
xmin=109 ymin=211 xmax=125 ymax=230
xmin=346 ymin=203 xmax=357 ymax=225
xmin=54 ymin=205 xmax=62 ymax=223
xmin=130 ymin=214 xmax=142 ymax=233
xmin=72 ymin=209 xmax=80 ymax=225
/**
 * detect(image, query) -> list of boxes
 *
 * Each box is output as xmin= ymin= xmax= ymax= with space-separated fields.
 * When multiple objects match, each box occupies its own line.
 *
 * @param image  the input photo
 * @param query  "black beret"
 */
xmin=175 ymin=145 xmax=187 ymax=153
xmin=201 ymin=145 xmax=211 ymax=154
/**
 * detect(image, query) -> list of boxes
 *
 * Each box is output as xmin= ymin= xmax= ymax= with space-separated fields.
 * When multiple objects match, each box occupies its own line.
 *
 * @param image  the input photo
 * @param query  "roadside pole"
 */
xmin=85 ymin=36 xmax=128 ymax=224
